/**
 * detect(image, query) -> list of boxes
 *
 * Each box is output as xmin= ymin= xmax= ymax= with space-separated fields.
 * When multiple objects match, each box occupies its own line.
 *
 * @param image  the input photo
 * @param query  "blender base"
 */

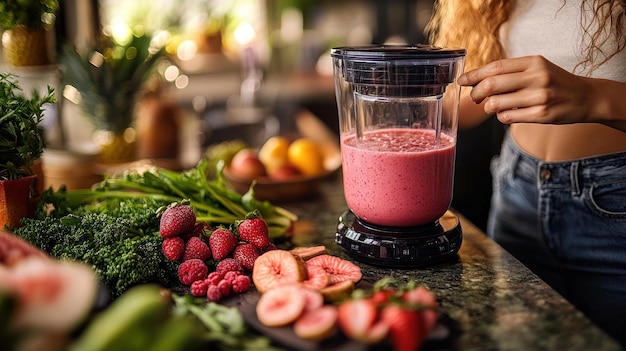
xmin=335 ymin=210 xmax=462 ymax=268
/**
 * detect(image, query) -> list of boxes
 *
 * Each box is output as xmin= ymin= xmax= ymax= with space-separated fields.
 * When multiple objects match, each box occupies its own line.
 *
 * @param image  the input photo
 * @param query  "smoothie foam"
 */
xmin=341 ymin=128 xmax=456 ymax=227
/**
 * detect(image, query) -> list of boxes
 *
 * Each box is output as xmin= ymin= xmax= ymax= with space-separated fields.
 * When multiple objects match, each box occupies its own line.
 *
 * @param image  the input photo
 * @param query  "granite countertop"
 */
xmin=281 ymin=175 xmax=623 ymax=351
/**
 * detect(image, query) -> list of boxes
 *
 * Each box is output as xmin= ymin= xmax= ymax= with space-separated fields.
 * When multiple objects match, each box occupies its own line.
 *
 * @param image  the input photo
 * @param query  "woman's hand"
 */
xmin=457 ymin=55 xmax=595 ymax=125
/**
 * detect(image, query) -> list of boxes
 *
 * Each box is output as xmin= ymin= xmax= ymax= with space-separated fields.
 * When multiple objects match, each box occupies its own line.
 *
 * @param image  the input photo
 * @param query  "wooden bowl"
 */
xmin=223 ymin=152 xmax=341 ymax=202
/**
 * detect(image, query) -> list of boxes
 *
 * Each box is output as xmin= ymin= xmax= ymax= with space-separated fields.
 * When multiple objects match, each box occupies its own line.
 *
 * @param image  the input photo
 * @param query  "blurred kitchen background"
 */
xmin=0 ymin=0 xmax=503 ymax=230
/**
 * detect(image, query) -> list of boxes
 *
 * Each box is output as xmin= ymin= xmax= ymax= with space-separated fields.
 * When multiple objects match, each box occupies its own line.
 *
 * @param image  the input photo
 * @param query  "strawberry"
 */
xmin=209 ymin=228 xmax=238 ymax=261
xmin=337 ymin=298 xmax=388 ymax=344
xmin=233 ymin=243 xmax=259 ymax=271
xmin=381 ymin=304 xmax=426 ymax=351
xmin=237 ymin=216 xmax=270 ymax=249
xmin=181 ymin=222 xmax=211 ymax=242
xmin=161 ymin=237 xmax=185 ymax=261
xmin=402 ymin=286 xmax=439 ymax=334
xmin=182 ymin=236 xmax=212 ymax=262
xmin=159 ymin=204 xmax=196 ymax=238
xmin=370 ymin=288 xmax=396 ymax=305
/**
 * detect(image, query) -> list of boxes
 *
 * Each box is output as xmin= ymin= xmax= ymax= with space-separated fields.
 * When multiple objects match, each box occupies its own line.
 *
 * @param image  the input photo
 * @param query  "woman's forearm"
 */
xmin=587 ymin=77 xmax=626 ymax=132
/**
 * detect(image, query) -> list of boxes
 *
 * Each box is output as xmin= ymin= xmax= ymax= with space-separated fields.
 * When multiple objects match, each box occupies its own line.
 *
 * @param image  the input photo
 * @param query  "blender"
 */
xmin=331 ymin=45 xmax=466 ymax=267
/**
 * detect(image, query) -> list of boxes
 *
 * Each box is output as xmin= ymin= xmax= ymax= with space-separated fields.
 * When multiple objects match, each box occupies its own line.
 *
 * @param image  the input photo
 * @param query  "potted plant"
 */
xmin=61 ymin=34 xmax=165 ymax=163
xmin=0 ymin=73 xmax=55 ymax=229
xmin=0 ymin=0 xmax=59 ymax=67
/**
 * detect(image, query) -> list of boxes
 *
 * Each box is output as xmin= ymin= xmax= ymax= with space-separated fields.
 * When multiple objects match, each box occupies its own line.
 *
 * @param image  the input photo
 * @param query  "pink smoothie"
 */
xmin=341 ymin=128 xmax=456 ymax=227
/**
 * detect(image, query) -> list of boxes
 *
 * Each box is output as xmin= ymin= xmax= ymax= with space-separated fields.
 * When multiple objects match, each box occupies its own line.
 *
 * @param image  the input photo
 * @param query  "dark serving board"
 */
xmin=222 ymin=281 xmax=459 ymax=351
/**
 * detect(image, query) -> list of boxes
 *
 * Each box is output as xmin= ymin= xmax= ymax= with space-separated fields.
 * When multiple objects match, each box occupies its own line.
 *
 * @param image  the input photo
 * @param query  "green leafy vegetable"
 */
xmin=15 ymin=197 xmax=178 ymax=298
xmin=0 ymin=72 xmax=55 ymax=180
xmin=171 ymin=294 xmax=283 ymax=351
xmin=64 ymin=159 xmax=297 ymax=238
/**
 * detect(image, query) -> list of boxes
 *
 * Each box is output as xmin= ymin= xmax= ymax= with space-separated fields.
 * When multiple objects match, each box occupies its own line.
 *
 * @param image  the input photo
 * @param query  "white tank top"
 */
xmin=500 ymin=0 xmax=626 ymax=82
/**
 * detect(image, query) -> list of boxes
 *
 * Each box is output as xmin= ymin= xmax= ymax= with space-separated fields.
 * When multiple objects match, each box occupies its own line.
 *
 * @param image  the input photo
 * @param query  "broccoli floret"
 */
xmin=15 ymin=201 xmax=177 ymax=299
xmin=73 ymin=196 xmax=168 ymax=234
xmin=102 ymin=234 xmax=178 ymax=295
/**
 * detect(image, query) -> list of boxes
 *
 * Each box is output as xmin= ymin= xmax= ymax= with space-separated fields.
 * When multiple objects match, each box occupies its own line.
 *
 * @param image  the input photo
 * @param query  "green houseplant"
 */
xmin=0 ymin=73 xmax=55 ymax=228
xmin=0 ymin=0 xmax=59 ymax=66
xmin=61 ymin=34 xmax=165 ymax=163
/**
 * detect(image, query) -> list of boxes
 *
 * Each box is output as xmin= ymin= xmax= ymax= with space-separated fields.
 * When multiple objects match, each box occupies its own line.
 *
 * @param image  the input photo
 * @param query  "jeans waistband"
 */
xmin=501 ymin=132 xmax=626 ymax=192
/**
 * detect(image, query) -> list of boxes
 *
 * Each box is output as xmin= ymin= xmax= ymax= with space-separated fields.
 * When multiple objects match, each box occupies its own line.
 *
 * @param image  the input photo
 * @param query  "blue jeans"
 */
xmin=488 ymin=132 xmax=626 ymax=345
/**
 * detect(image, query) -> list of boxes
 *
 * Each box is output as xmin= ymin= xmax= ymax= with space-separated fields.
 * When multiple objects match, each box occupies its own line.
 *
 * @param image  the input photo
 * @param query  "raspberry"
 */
xmin=182 ymin=237 xmax=212 ymax=262
xmin=207 ymin=284 xmax=222 ymax=302
xmin=233 ymin=243 xmax=259 ymax=271
xmin=178 ymin=259 xmax=208 ymax=285
xmin=215 ymin=258 xmax=244 ymax=275
xmin=162 ymin=237 xmax=185 ymax=261
xmin=232 ymin=275 xmax=251 ymax=294
xmin=223 ymin=271 xmax=240 ymax=285
xmin=159 ymin=204 xmax=196 ymax=238
xmin=209 ymin=228 xmax=238 ymax=261
xmin=190 ymin=279 xmax=209 ymax=297
xmin=217 ymin=279 xmax=231 ymax=297
xmin=237 ymin=216 xmax=270 ymax=249
xmin=205 ymin=271 xmax=223 ymax=285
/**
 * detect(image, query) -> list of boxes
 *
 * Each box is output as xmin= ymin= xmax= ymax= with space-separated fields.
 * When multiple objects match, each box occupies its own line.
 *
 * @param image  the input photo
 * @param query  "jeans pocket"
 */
xmin=585 ymin=180 xmax=626 ymax=218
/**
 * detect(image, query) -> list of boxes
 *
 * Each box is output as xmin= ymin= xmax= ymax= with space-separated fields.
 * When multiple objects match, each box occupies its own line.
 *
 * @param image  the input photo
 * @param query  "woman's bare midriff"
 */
xmin=510 ymin=123 xmax=626 ymax=161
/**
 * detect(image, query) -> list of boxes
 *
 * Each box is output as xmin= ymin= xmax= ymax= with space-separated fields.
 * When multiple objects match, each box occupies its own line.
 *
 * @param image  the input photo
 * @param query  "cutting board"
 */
xmin=222 ymin=282 xmax=459 ymax=351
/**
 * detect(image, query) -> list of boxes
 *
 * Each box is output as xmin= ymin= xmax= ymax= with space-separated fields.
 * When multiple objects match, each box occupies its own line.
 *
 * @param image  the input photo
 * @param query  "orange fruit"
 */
xmin=287 ymin=138 xmax=325 ymax=176
xmin=258 ymin=136 xmax=290 ymax=173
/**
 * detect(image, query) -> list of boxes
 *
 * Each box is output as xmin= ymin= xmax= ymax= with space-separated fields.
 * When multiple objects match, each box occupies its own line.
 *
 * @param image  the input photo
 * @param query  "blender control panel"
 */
xmin=336 ymin=210 xmax=462 ymax=267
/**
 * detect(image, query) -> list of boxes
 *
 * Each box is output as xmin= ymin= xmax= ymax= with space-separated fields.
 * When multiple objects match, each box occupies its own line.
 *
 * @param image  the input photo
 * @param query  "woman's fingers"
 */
xmin=458 ymin=56 xmax=540 ymax=86
xmin=458 ymin=55 xmax=600 ymax=126
xmin=467 ymin=71 xmax=538 ymax=105
xmin=482 ymin=83 xmax=550 ymax=114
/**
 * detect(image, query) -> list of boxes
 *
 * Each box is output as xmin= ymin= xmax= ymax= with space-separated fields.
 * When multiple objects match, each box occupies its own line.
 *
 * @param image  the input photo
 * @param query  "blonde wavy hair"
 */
xmin=426 ymin=0 xmax=626 ymax=73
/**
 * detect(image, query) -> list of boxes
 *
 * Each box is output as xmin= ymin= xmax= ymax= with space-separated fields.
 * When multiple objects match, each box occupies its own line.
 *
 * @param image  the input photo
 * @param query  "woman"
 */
xmin=427 ymin=0 xmax=626 ymax=345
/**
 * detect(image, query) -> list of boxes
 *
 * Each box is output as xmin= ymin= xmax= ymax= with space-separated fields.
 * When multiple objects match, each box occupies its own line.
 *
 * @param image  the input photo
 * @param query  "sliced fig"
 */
xmin=301 ymin=264 xmax=329 ymax=291
xmin=299 ymin=286 xmax=324 ymax=312
xmin=289 ymin=245 xmax=327 ymax=261
xmin=0 ymin=231 xmax=49 ymax=266
xmin=252 ymin=250 xmax=308 ymax=293
xmin=256 ymin=285 xmax=306 ymax=327
xmin=320 ymin=280 xmax=354 ymax=302
xmin=306 ymin=254 xmax=362 ymax=285
xmin=0 ymin=257 xmax=99 ymax=332
xmin=293 ymin=305 xmax=338 ymax=341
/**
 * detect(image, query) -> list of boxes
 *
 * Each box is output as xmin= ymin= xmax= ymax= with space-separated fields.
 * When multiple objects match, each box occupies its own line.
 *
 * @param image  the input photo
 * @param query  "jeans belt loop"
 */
xmin=570 ymin=161 xmax=581 ymax=195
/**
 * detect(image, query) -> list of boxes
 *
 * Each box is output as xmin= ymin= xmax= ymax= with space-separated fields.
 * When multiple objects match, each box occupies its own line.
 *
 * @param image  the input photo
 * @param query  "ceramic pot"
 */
xmin=0 ymin=175 xmax=37 ymax=229
xmin=2 ymin=26 xmax=51 ymax=66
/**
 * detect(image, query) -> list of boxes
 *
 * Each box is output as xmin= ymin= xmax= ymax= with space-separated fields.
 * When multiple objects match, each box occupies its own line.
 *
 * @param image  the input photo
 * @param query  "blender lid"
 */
xmin=331 ymin=45 xmax=466 ymax=89
xmin=330 ymin=44 xmax=466 ymax=60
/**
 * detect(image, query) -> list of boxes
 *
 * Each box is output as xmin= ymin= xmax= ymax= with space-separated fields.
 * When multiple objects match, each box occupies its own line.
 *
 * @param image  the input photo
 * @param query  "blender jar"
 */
xmin=331 ymin=45 xmax=466 ymax=227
